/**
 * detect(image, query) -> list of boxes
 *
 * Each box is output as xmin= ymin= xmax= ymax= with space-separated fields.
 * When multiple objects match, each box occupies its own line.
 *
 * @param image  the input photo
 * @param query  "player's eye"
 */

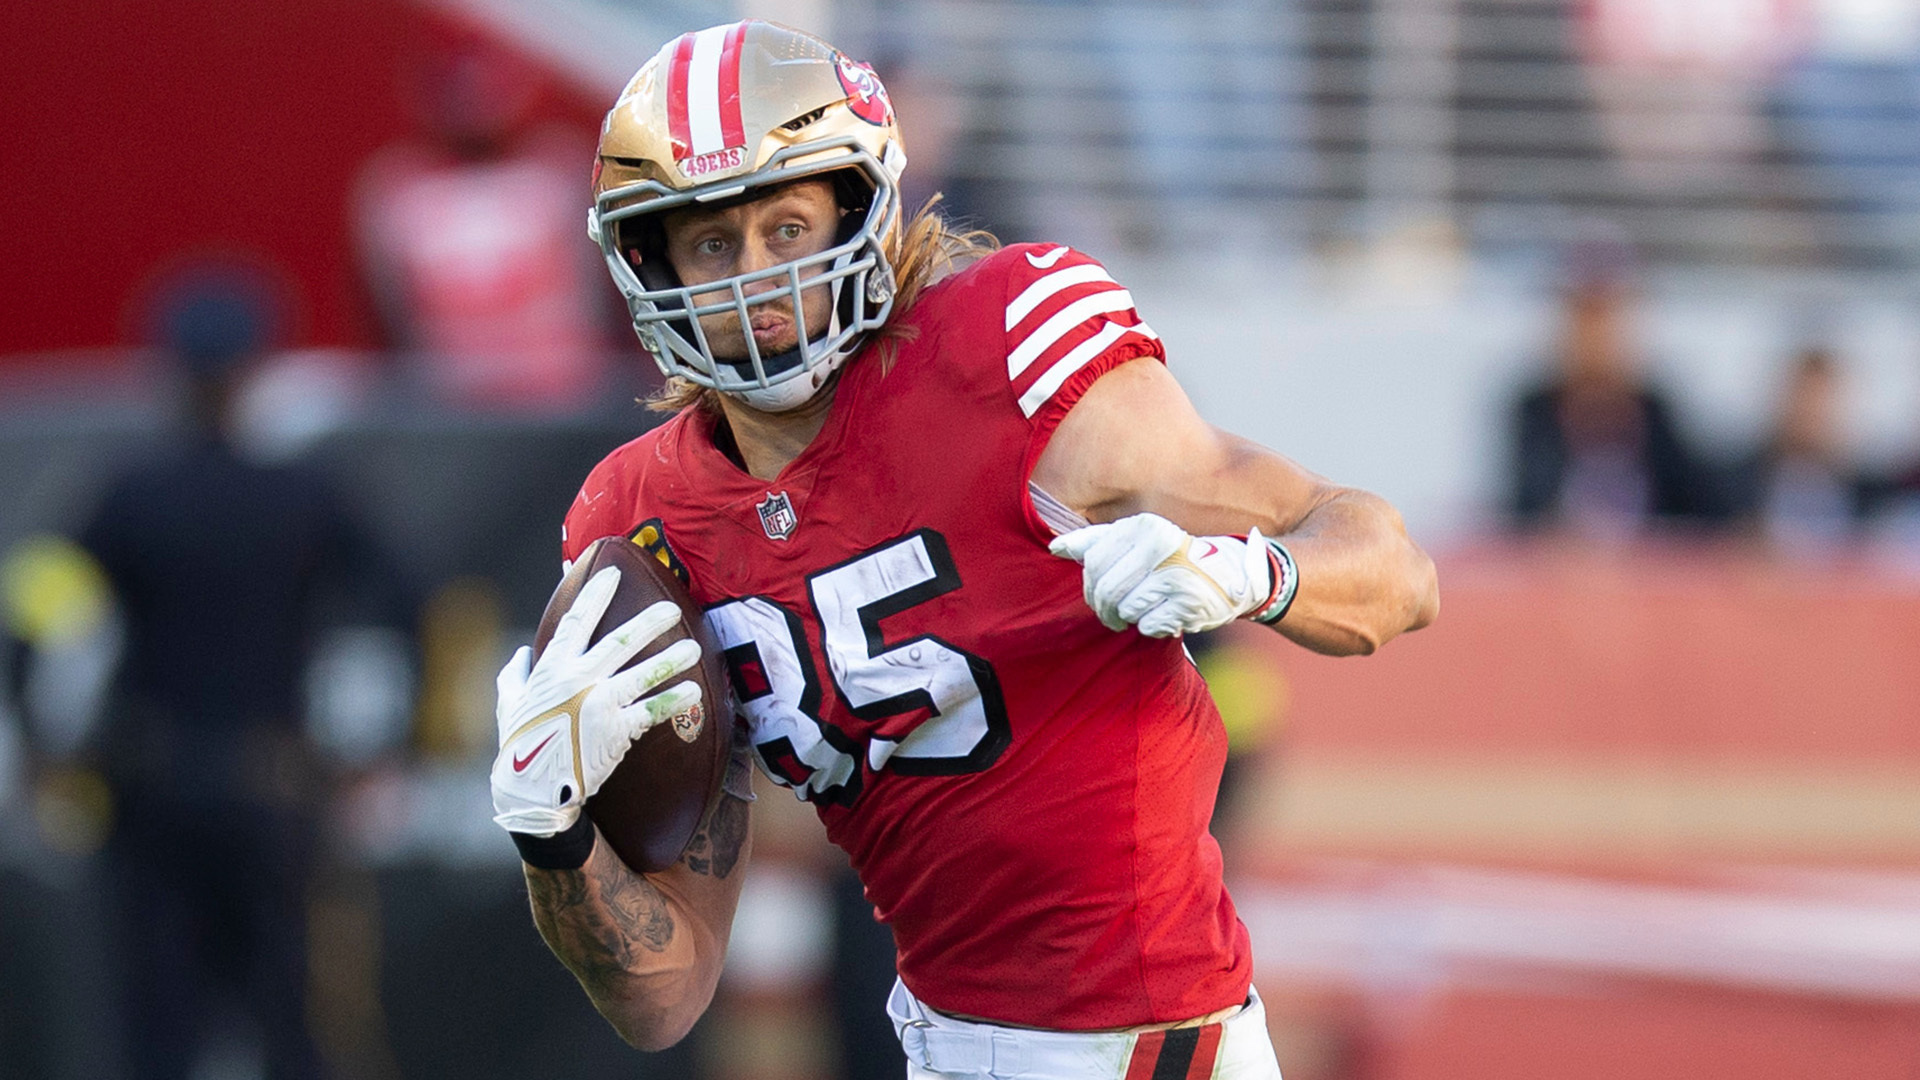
xmin=695 ymin=237 xmax=728 ymax=257
xmin=775 ymin=223 xmax=805 ymax=242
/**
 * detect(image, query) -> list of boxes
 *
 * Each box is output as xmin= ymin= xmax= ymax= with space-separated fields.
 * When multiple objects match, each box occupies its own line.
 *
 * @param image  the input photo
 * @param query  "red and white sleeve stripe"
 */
xmin=665 ymin=21 xmax=749 ymax=162
xmin=1004 ymin=246 xmax=1161 ymax=419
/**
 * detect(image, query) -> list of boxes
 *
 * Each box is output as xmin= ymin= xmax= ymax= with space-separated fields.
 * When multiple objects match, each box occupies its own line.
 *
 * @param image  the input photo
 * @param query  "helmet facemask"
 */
xmin=594 ymin=141 xmax=901 ymax=412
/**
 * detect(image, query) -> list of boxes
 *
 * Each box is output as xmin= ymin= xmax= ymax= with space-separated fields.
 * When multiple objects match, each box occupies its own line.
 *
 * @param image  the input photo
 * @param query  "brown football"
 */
xmin=533 ymin=535 xmax=732 ymax=874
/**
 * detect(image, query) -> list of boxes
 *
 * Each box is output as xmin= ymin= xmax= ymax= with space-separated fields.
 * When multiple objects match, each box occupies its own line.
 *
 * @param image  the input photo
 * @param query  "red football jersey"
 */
xmin=562 ymin=244 xmax=1252 ymax=1028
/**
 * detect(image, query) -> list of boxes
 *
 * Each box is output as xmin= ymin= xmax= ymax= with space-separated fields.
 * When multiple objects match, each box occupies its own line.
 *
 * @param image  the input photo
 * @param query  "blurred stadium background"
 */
xmin=4 ymin=0 xmax=1920 ymax=1078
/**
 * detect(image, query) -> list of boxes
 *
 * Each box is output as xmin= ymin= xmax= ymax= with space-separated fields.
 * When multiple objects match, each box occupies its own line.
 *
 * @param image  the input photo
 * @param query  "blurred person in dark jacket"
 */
xmin=1724 ymin=346 xmax=1878 ymax=547
xmin=75 ymin=276 xmax=408 ymax=1080
xmin=1508 ymin=246 xmax=1714 ymax=535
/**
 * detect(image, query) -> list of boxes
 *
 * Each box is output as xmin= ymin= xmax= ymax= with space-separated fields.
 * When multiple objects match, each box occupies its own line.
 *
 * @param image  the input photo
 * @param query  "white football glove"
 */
xmin=1049 ymin=513 xmax=1277 ymax=638
xmin=490 ymin=566 xmax=704 ymax=837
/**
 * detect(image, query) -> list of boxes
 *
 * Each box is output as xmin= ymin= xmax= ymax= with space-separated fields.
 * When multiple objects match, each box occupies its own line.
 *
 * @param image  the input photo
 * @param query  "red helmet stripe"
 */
xmin=666 ymin=31 xmax=696 ymax=161
xmin=717 ymin=21 xmax=748 ymax=151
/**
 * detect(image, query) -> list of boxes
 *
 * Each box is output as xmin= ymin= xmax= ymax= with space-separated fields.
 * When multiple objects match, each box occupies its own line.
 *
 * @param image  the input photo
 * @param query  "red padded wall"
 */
xmin=0 ymin=0 xmax=603 ymax=358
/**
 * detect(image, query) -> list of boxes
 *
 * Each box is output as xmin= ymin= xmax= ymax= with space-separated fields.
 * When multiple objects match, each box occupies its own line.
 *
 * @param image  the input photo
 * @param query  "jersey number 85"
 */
xmin=705 ymin=529 xmax=1011 ymax=807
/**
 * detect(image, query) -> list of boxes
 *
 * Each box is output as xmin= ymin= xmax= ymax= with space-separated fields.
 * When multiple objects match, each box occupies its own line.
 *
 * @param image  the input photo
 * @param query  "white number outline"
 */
xmin=709 ymin=529 xmax=1011 ymax=805
xmin=708 ymin=596 xmax=864 ymax=807
xmin=806 ymin=529 xmax=1011 ymax=777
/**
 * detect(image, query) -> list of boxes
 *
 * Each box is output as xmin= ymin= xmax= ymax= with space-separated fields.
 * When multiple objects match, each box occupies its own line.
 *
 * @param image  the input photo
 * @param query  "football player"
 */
xmin=488 ymin=20 xmax=1437 ymax=1079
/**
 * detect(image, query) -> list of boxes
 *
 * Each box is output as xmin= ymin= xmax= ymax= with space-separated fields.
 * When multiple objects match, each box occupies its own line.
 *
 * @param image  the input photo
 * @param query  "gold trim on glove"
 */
xmin=505 ymin=685 xmax=593 ymax=796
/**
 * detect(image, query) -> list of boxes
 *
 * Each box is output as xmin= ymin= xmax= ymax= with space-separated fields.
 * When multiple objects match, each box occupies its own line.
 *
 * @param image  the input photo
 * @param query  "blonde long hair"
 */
xmin=645 ymin=194 xmax=999 ymax=415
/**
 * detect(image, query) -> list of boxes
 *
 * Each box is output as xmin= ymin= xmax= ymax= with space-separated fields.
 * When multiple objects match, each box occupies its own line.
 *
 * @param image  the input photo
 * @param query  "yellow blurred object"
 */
xmin=307 ymin=870 xmax=403 ymax=1080
xmin=0 ymin=535 xmax=112 ymax=646
xmin=1195 ymin=634 xmax=1291 ymax=754
xmin=33 ymin=766 xmax=115 ymax=855
xmin=414 ymin=578 xmax=504 ymax=760
xmin=700 ymin=990 xmax=837 ymax=1080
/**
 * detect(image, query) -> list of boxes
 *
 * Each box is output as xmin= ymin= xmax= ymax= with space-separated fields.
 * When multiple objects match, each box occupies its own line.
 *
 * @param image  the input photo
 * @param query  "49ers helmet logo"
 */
xmin=834 ymin=54 xmax=893 ymax=126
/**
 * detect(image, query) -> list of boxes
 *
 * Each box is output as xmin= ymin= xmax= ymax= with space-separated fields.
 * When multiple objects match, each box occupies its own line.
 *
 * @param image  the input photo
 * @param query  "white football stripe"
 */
xmin=1017 ymin=320 xmax=1158 ymax=418
xmin=1006 ymin=288 xmax=1137 ymax=380
xmin=687 ymin=25 xmax=729 ymax=155
xmin=1005 ymin=263 xmax=1114 ymax=330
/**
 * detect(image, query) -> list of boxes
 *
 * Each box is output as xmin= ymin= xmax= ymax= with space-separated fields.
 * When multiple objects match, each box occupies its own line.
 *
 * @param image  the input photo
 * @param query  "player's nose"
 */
xmin=736 ymin=237 xmax=784 ymax=294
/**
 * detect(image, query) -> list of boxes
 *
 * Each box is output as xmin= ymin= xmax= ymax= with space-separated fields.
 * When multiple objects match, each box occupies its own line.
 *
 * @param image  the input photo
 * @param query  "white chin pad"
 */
xmin=730 ymin=352 xmax=845 ymax=412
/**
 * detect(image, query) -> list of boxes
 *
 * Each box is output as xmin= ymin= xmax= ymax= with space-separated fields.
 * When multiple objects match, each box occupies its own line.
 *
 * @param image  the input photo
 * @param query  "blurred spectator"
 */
xmin=827 ymin=863 xmax=901 ymax=1080
xmin=1875 ymin=432 xmax=1920 ymax=543
xmin=1724 ymin=345 xmax=1878 ymax=547
xmin=1507 ymin=245 xmax=1714 ymax=534
xmin=67 ymin=272 xmax=412 ymax=1080
xmin=355 ymin=28 xmax=613 ymax=411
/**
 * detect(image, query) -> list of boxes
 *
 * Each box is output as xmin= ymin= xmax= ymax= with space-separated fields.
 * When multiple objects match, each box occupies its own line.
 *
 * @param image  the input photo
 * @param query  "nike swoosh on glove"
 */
xmin=1049 ymin=513 xmax=1273 ymax=638
xmin=490 ymin=566 xmax=704 ymax=837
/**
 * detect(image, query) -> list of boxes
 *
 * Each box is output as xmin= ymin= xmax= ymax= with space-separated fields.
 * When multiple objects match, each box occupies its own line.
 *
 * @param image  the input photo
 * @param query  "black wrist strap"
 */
xmin=512 ymin=814 xmax=596 ymax=871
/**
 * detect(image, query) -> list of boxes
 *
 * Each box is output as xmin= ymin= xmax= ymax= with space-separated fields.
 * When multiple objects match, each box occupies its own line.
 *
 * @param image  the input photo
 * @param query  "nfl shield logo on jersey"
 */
xmin=757 ymin=491 xmax=798 ymax=541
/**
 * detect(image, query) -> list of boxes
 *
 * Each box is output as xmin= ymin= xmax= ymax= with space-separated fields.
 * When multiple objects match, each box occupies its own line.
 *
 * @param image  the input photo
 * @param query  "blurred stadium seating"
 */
xmin=839 ymin=0 xmax=1920 ymax=266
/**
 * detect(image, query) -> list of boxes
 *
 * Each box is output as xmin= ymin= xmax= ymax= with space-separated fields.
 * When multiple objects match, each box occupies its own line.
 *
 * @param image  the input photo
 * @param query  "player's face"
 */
xmin=661 ymin=178 xmax=845 ymax=362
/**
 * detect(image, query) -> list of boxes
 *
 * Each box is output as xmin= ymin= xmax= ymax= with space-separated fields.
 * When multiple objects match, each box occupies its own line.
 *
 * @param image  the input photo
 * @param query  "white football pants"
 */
xmin=887 ymin=978 xmax=1284 ymax=1080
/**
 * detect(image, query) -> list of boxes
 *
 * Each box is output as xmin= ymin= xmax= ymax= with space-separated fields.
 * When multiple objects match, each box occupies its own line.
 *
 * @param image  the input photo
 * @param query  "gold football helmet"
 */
xmin=589 ymin=21 xmax=907 ymax=410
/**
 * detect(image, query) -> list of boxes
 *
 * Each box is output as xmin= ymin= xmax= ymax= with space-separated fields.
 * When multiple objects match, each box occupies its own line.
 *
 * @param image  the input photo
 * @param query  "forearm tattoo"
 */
xmin=681 ymin=794 xmax=750 ymax=879
xmin=523 ymin=783 xmax=750 ymax=1003
xmin=526 ymin=840 xmax=675 ymax=994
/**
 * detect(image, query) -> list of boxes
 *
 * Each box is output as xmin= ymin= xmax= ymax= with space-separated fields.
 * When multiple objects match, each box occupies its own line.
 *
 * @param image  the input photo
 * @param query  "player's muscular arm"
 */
xmin=524 ymin=796 xmax=751 ymax=1051
xmin=1033 ymin=357 xmax=1438 ymax=655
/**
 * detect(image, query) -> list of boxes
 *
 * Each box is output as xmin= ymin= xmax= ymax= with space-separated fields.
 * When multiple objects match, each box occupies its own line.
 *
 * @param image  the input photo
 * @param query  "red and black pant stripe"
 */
xmin=1123 ymin=1022 xmax=1224 ymax=1080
